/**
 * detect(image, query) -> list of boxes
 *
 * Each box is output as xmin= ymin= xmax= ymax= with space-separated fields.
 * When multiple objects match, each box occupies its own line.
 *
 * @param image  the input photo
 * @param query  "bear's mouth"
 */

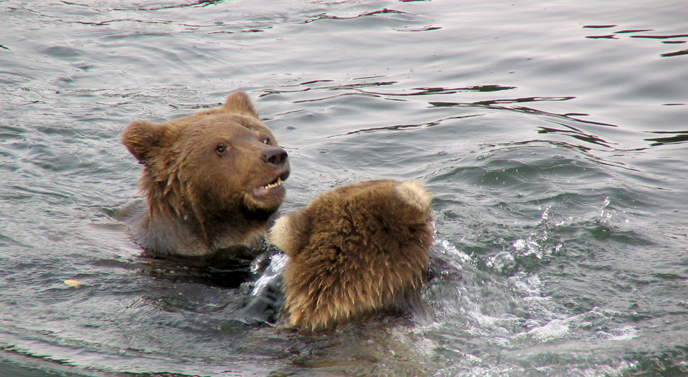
xmin=261 ymin=176 xmax=283 ymax=190
xmin=251 ymin=169 xmax=290 ymax=201
xmin=260 ymin=168 xmax=289 ymax=189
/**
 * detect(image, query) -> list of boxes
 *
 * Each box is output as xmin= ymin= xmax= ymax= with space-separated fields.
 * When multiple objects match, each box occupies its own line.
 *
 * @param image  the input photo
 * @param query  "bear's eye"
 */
xmin=263 ymin=137 xmax=270 ymax=145
xmin=215 ymin=144 xmax=227 ymax=155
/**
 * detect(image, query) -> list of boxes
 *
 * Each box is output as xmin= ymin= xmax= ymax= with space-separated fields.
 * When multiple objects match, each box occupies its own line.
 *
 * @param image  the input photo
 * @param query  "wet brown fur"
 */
xmin=122 ymin=92 xmax=289 ymax=260
xmin=269 ymin=180 xmax=434 ymax=330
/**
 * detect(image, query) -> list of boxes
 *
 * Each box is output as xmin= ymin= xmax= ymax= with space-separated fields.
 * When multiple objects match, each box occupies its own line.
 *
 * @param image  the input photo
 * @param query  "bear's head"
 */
xmin=269 ymin=180 xmax=434 ymax=330
xmin=122 ymin=92 xmax=290 ymax=259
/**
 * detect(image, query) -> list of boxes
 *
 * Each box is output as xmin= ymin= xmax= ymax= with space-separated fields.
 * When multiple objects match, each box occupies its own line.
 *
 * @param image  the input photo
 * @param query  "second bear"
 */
xmin=269 ymin=180 xmax=434 ymax=330
xmin=122 ymin=92 xmax=289 ymax=264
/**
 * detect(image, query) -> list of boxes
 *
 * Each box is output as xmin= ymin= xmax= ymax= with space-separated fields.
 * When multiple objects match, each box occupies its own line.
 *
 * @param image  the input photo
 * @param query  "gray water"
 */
xmin=1 ymin=0 xmax=688 ymax=376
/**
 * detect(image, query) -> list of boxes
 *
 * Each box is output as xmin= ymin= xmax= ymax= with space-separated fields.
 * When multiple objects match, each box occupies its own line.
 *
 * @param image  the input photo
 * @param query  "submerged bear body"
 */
xmin=269 ymin=180 xmax=434 ymax=330
xmin=122 ymin=92 xmax=289 ymax=263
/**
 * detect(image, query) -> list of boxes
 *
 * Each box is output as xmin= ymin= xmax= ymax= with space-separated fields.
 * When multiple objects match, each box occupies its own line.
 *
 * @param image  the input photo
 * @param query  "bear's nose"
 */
xmin=262 ymin=147 xmax=288 ymax=166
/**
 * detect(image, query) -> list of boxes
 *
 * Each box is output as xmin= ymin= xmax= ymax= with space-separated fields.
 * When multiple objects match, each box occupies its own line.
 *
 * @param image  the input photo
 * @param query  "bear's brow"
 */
xmin=238 ymin=118 xmax=263 ymax=131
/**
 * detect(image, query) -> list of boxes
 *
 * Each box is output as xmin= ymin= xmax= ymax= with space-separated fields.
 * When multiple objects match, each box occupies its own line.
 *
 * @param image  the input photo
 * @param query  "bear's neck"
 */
xmin=134 ymin=202 xmax=274 ymax=260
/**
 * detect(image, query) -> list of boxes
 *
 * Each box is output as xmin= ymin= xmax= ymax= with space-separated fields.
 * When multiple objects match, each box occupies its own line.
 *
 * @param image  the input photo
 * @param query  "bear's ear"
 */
xmin=395 ymin=181 xmax=433 ymax=213
xmin=121 ymin=120 xmax=166 ymax=163
xmin=269 ymin=211 xmax=310 ymax=255
xmin=223 ymin=91 xmax=259 ymax=118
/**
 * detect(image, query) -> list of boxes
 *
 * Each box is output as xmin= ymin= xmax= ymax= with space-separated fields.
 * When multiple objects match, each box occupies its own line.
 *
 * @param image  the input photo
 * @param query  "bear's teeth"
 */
xmin=263 ymin=177 xmax=282 ymax=189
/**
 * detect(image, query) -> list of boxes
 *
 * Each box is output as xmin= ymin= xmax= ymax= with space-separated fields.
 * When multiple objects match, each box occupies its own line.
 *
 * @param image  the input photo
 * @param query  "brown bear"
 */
xmin=122 ymin=91 xmax=290 ymax=265
xmin=268 ymin=180 xmax=434 ymax=330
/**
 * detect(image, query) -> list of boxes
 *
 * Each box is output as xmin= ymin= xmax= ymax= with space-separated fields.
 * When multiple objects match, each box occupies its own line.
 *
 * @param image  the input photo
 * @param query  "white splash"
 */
xmin=485 ymin=251 xmax=515 ymax=271
xmin=599 ymin=325 xmax=639 ymax=341
xmin=251 ymin=253 xmax=288 ymax=296
xmin=527 ymin=318 xmax=569 ymax=341
xmin=438 ymin=239 xmax=473 ymax=265
xmin=598 ymin=196 xmax=613 ymax=227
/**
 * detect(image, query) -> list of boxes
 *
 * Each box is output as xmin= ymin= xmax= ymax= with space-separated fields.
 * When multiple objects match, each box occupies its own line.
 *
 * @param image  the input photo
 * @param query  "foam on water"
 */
xmin=422 ymin=236 xmax=649 ymax=375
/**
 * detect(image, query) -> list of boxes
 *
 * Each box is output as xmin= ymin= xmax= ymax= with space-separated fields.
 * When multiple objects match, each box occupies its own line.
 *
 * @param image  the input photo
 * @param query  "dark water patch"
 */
xmin=300 ymin=79 xmax=335 ymax=85
xmin=583 ymin=25 xmax=618 ymax=29
xmin=363 ymin=87 xmax=458 ymax=96
xmin=139 ymin=258 xmax=258 ymax=289
xmin=318 ymin=81 xmax=398 ymax=91
xmin=265 ymin=81 xmax=397 ymax=100
xmin=615 ymin=29 xmax=654 ymax=34
xmin=430 ymin=98 xmax=621 ymax=133
xmin=354 ymin=75 xmax=388 ymax=81
xmin=653 ymin=272 xmax=688 ymax=281
xmin=537 ymin=123 xmax=612 ymax=149
xmin=168 ymin=101 xmax=223 ymax=110
xmin=395 ymin=25 xmax=441 ymax=32
xmin=340 ymin=114 xmax=482 ymax=137
xmin=431 ymin=96 xmax=576 ymax=107
xmin=465 ymin=85 xmax=517 ymax=92
xmin=586 ymin=35 xmax=618 ymax=40
xmin=0 ymin=233 xmax=30 ymax=248
xmin=625 ymin=346 xmax=688 ymax=376
xmin=302 ymin=8 xmax=412 ymax=24
xmin=0 ymin=348 xmax=88 ymax=377
xmin=645 ymin=130 xmax=688 ymax=146
xmin=8 ymin=185 xmax=74 ymax=203
xmin=207 ymin=27 xmax=270 ymax=35
xmin=273 ymin=318 xmax=440 ymax=376
xmin=661 ymin=49 xmax=688 ymax=58
xmin=261 ymin=87 xmax=312 ymax=97
xmin=292 ymin=91 xmax=380 ymax=104
xmin=118 ymin=0 xmax=227 ymax=12
xmin=58 ymin=0 xmax=227 ymax=14
xmin=631 ymin=34 xmax=688 ymax=39
xmin=360 ymin=85 xmax=517 ymax=97
xmin=72 ymin=18 xmax=147 ymax=27
xmin=260 ymin=79 xmax=339 ymax=97
xmin=0 ymin=124 xmax=26 ymax=139
xmin=662 ymin=40 xmax=687 ymax=44
xmin=428 ymin=144 xmax=604 ymax=191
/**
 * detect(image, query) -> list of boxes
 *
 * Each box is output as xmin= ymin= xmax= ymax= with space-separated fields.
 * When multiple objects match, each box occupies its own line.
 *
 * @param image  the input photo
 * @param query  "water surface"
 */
xmin=1 ymin=0 xmax=688 ymax=376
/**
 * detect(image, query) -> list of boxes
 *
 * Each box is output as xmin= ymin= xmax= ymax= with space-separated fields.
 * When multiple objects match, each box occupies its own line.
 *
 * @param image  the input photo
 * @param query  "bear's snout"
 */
xmin=262 ymin=147 xmax=288 ymax=166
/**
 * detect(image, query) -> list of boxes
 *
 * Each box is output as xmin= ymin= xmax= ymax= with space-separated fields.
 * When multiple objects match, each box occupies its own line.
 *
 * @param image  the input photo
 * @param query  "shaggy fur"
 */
xmin=122 ymin=91 xmax=290 ymax=261
xmin=269 ymin=180 xmax=434 ymax=330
